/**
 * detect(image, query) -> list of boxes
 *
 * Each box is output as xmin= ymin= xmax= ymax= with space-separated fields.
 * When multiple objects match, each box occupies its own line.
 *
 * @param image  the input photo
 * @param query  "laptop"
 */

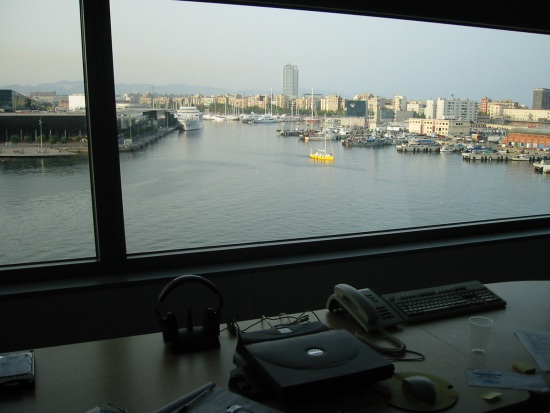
xmin=237 ymin=327 xmax=394 ymax=401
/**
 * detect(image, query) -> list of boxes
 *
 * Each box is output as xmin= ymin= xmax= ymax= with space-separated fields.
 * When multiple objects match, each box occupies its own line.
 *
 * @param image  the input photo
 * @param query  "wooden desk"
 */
xmin=1 ymin=281 xmax=548 ymax=413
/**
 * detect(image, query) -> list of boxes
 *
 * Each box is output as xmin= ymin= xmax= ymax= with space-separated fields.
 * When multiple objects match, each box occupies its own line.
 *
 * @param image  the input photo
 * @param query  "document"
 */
xmin=514 ymin=330 xmax=550 ymax=372
xmin=152 ymin=383 xmax=283 ymax=413
xmin=466 ymin=369 xmax=549 ymax=393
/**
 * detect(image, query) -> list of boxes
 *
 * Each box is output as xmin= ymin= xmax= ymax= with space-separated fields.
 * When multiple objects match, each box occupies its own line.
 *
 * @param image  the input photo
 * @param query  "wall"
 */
xmin=1 ymin=233 xmax=548 ymax=353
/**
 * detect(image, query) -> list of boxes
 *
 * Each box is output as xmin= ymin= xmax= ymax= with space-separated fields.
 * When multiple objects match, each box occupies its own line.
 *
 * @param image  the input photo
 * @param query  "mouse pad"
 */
xmin=375 ymin=371 xmax=458 ymax=412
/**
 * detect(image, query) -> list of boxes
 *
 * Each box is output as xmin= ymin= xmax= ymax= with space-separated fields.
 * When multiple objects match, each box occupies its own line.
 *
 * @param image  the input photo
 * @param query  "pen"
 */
xmin=177 ymin=385 xmax=214 ymax=412
xmin=151 ymin=382 xmax=216 ymax=413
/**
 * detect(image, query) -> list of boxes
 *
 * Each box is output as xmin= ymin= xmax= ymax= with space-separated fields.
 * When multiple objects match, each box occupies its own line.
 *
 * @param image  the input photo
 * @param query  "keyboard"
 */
xmin=382 ymin=280 xmax=507 ymax=323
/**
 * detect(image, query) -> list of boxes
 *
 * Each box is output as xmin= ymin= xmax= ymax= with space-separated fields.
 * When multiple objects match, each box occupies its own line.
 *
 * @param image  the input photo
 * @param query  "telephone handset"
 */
xmin=326 ymin=283 xmax=404 ymax=331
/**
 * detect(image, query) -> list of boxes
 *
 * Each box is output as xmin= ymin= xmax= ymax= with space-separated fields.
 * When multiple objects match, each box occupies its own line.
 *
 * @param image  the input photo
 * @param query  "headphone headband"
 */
xmin=156 ymin=275 xmax=223 ymax=316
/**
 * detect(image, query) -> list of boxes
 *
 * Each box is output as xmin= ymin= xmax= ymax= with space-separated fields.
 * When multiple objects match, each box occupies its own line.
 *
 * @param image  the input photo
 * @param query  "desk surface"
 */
xmin=2 ymin=281 xmax=549 ymax=413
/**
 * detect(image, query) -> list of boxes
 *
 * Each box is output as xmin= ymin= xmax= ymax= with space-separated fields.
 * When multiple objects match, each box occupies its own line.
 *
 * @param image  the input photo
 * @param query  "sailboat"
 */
xmin=305 ymin=88 xmax=319 ymax=124
xmin=255 ymin=88 xmax=279 ymax=123
xmin=309 ymin=130 xmax=334 ymax=161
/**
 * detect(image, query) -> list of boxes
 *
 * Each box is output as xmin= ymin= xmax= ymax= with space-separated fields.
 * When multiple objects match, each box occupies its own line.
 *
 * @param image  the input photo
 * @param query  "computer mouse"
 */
xmin=402 ymin=375 xmax=437 ymax=402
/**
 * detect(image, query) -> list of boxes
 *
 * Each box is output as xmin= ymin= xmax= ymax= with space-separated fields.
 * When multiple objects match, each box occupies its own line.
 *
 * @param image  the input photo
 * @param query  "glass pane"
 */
xmin=110 ymin=0 xmax=550 ymax=255
xmin=0 ymin=0 xmax=95 ymax=266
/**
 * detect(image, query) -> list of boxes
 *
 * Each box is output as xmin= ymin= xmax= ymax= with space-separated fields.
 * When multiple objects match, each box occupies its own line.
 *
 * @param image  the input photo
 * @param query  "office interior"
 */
xmin=1 ymin=0 xmax=549 ymax=357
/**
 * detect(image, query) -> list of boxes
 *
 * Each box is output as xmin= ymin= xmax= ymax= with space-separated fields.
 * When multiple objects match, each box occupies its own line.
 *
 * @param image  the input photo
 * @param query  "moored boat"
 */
xmin=342 ymin=136 xmax=386 ymax=147
xmin=511 ymin=154 xmax=530 ymax=161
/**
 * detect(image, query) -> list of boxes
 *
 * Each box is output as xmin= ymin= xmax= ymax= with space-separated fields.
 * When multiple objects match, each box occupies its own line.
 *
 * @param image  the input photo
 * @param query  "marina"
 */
xmin=2 ymin=120 xmax=550 ymax=266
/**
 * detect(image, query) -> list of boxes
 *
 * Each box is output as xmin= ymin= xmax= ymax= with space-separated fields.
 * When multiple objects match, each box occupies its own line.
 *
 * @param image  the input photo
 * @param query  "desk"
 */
xmin=1 ymin=281 xmax=548 ymax=413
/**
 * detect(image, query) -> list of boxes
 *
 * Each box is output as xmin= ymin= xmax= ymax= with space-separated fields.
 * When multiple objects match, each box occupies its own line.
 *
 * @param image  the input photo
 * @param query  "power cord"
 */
xmin=223 ymin=310 xmax=319 ymax=336
xmin=354 ymin=321 xmax=425 ymax=362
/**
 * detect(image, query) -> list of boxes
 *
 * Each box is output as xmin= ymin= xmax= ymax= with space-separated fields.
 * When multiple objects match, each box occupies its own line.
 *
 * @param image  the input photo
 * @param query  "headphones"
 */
xmin=156 ymin=275 xmax=224 ymax=354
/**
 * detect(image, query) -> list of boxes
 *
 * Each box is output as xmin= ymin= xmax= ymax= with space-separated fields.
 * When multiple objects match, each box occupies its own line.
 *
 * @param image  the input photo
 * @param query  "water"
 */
xmin=2 ymin=121 xmax=549 ymax=266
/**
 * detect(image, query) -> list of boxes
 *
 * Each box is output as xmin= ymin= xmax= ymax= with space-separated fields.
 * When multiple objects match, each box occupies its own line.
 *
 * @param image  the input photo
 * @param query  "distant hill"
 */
xmin=1 ymin=81 xmax=335 ymax=97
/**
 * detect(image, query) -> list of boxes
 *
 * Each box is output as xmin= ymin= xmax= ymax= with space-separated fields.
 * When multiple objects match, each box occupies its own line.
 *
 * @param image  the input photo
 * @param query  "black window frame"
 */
xmin=1 ymin=0 xmax=549 ymax=286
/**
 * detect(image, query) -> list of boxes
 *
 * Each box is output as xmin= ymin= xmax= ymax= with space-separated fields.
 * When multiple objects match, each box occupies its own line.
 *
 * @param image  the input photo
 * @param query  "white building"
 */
xmin=68 ymin=94 xmax=86 ymax=111
xmin=425 ymin=97 xmax=478 ymax=121
xmin=393 ymin=95 xmax=407 ymax=112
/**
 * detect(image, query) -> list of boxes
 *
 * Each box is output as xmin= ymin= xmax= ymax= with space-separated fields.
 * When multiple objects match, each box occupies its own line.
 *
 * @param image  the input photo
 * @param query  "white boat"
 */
xmin=254 ymin=114 xmax=279 ymax=123
xmin=533 ymin=158 xmax=548 ymax=172
xmin=511 ymin=154 xmax=530 ymax=161
xmin=440 ymin=145 xmax=455 ymax=153
xmin=174 ymin=106 xmax=203 ymax=131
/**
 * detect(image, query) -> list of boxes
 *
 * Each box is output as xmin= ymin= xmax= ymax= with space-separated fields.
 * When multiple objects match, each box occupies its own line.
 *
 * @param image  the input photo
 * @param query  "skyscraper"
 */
xmin=532 ymin=88 xmax=550 ymax=110
xmin=282 ymin=64 xmax=298 ymax=98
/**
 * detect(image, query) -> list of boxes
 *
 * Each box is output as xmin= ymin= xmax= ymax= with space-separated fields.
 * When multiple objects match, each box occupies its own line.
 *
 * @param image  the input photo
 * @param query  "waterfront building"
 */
xmin=68 ymin=94 xmax=86 ymax=111
xmin=274 ymin=94 xmax=290 ymax=110
xmin=502 ymin=108 xmax=550 ymax=122
xmin=425 ymin=97 xmax=478 ymax=121
xmin=320 ymin=94 xmax=343 ymax=112
xmin=406 ymin=100 xmax=427 ymax=117
xmin=345 ymin=100 xmax=366 ymax=117
xmin=503 ymin=127 xmax=550 ymax=149
xmin=408 ymin=118 xmax=472 ymax=137
xmin=532 ymin=88 xmax=550 ymax=110
xmin=479 ymin=97 xmax=491 ymax=114
xmin=0 ymin=89 xmax=33 ymax=112
xmin=282 ymin=64 xmax=298 ymax=98
xmin=487 ymin=100 xmax=519 ymax=119
xmin=393 ymin=95 xmax=407 ymax=112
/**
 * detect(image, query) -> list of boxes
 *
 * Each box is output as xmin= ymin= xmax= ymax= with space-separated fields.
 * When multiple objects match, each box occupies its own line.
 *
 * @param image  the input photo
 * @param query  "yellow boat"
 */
xmin=309 ymin=148 xmax=334 ymax=161
xmin=309 ymin=131 xmax=334 ymax=161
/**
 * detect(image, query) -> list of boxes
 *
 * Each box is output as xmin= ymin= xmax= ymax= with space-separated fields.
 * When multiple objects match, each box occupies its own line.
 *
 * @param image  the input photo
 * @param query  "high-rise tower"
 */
xmin=282 ymin=64 xmax=298 ymax=98
xmin=532 ymin=88 xmax=550 ymax=110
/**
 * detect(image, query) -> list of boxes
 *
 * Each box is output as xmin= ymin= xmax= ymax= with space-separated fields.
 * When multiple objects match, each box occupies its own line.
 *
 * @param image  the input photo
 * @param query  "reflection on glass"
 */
xmin=109 ymin=0 xmax=550 ymax=255
xmin=0 ymin=0 xmax=95 ymax=266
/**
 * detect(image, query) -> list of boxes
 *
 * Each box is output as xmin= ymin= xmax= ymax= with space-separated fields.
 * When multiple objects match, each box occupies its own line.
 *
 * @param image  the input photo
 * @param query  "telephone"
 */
xmin=326 ymin=283 xmax=404 ymax=331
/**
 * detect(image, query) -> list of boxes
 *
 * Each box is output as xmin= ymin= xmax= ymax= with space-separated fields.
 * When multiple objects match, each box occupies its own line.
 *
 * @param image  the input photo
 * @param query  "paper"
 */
xmin=466 ymin=369 xmax=549 ymax=393
xmin=514 ymin=330 xmax=550 ymax=372
xmin=185 ymin=386 xmax=283 ymax=413
xmin=153 ymin=385 xmax=283 ymax=413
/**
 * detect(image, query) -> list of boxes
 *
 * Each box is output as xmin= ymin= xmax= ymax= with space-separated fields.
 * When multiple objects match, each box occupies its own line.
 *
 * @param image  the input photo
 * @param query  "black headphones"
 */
xmin=156 ymin=275 xmax=224 ymax=354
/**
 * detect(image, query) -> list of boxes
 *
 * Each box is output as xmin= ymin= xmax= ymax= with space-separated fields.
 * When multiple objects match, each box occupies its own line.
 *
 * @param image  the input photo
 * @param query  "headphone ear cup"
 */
xmin=160 ymin=311 xmax=178 ymax=343
xmin=203 ymin=308 xmax=220 ymax=335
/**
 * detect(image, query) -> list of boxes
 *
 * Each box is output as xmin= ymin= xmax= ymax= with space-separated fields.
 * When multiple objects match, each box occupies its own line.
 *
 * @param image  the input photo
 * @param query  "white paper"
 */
xmin=514 ymin=330 xmax=550 ymax=372
xmin=466 ymin=369 xmax=549 ymax=393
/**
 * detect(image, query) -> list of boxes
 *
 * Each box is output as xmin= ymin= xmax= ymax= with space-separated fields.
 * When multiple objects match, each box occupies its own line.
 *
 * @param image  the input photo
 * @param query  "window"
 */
xmin=1 ymin=0 xmax=550 ymax=278
xmin=0 ymin=0 xmax=95 ymax=267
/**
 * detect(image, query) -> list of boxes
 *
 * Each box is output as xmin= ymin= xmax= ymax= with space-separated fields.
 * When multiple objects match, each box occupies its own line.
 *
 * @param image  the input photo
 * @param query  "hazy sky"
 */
xmin=2 ymin=0 xmax=549 ymax=106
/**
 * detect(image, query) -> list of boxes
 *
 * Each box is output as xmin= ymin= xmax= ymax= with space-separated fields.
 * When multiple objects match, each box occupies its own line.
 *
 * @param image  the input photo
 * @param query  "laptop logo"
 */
xmin=306 ymin=348 xmax=325 ymax=357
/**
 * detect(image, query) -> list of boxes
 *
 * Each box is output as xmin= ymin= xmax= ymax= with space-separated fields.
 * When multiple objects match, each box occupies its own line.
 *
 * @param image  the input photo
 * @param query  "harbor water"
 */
xmin=1 ymin=120 xmax=549 ymax=266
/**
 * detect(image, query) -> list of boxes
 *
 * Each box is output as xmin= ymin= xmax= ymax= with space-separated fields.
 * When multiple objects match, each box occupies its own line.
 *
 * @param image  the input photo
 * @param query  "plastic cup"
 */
xmin=469 ymin=316 xmax=493 ymax=354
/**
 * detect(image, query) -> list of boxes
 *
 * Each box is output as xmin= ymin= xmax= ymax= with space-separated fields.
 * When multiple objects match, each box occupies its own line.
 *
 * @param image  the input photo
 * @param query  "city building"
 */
xmin=68 ymin=94 xmax=86 ymax=111
xmin=282 ymin=63 xmax=298 ymax=98
xmin=393 ymin=95 xmax=407 ymax=112
xmin=502 ymin=108 xmax=550 ymax=122
xmin=320 ymin=94 xmax=343 ymax=112
xmin=406 ymin=100 xmax=426 ymax=117
xmin=408 ymin=118 xmax=472 ymax=137
xmin=502 ymin=127 xmax=550 ymax=149
xmin=532 ymin=88 xmax=550 ymax=110
xmin=0 ymin=89 xmax=33 ymax=112
xmin=425 ymin=97 xmax=478 ymax=121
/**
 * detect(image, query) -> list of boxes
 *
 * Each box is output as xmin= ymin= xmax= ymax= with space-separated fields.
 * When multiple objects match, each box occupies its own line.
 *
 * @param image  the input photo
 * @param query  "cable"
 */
xmin=222 ymin=310 xmax=318 ymax=336
xmin=354 ymin=320 xmax=425 ymax=361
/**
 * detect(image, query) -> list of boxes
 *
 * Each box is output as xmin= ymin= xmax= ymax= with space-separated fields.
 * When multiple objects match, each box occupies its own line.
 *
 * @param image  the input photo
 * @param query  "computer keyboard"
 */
xmin=382 ymin=280 xmax=507 ymax=323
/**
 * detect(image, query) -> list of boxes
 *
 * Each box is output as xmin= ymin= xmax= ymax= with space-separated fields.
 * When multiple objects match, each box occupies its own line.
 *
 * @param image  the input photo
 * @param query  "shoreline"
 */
xmin=0 ymin=143 xmax=87 ymax=158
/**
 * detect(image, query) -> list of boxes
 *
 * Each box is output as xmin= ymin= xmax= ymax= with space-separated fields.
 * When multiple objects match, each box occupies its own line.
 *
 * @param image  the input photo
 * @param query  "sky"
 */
xmin=2 ymin=0 xmax=549 ymax=106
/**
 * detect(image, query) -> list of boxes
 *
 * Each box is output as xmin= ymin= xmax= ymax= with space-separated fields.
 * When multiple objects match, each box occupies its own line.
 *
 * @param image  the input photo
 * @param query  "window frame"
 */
xmin=1 ymin=0 xmax=549 ymax=285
